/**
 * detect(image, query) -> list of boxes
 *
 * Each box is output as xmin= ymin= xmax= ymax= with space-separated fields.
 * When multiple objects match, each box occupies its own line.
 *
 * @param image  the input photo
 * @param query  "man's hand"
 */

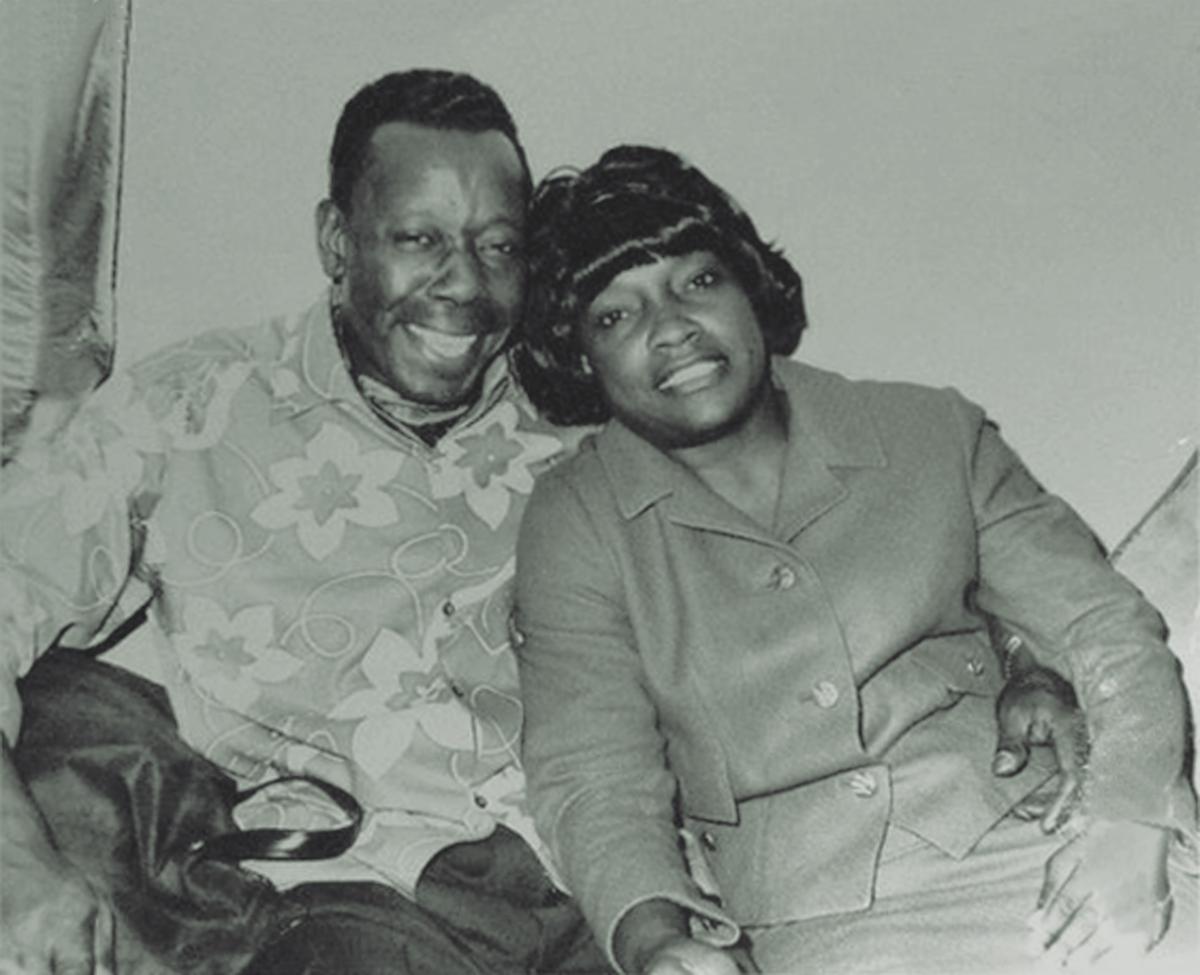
xmin=1 ymin=739 xmax=116 ymax=975
xmin=991 ymin=636 xmax=1089 ymax=832
xmin=1028 ymin=819 xmax=1172 ymax=970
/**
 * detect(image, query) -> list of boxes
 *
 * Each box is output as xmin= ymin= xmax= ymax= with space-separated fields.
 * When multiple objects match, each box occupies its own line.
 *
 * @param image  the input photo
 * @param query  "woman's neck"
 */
xmin=668 ymin=386 xmax=789 ymax=530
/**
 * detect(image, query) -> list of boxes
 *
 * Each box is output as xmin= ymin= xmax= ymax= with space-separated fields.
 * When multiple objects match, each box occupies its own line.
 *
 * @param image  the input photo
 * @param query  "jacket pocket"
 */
xmin=908 ymin=631 xmax=1002 ymax=696
xmin=682 ymin=770 xmax=891 ymax=924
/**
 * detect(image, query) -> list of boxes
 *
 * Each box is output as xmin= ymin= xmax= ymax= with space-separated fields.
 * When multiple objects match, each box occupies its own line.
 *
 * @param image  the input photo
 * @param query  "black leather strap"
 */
xmin=57 ymin=605 xmax=366 ymax=865
xmin=188 ymin=774 xmax=364 ymax=863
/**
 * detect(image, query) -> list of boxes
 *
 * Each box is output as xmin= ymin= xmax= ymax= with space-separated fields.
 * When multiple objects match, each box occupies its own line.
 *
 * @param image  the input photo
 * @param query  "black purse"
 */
xmin=15 ymin=644 xmax=362 ymax=974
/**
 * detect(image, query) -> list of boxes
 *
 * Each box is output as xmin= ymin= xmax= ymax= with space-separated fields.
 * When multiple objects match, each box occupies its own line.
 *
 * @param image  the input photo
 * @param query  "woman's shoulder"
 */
xmin=779 ymin=358 xmax=986 ymax=435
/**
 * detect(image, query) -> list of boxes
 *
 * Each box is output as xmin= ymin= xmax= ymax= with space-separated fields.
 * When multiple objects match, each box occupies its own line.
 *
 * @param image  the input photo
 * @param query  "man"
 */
xmin=0 ymin=70 xmax=1080 ymax=975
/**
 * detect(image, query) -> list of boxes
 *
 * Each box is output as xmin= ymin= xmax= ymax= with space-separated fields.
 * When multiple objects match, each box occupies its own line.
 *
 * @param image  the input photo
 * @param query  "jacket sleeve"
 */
xmin=0 ymin=384 xmax=162 ymax=743
xmin=953 ymin=393 xmax=1196 ymax=835
xmin=515 ymin=470 xmax=738 ymax=971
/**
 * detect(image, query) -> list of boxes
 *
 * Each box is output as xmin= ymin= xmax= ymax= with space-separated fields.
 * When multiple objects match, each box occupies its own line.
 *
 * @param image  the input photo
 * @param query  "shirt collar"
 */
xmin=595 ymin=357 xmax=887 ymax=521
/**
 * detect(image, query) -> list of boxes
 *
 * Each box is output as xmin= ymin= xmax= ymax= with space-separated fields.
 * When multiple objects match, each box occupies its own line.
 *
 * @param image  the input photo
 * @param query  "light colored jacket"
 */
xmin=515 ymin=358 xmax=1196 ymax=966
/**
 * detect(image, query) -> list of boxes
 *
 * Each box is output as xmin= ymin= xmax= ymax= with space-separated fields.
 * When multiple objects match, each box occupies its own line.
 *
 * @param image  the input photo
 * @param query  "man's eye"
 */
xmin=480 ymin=239 xmax=522 ymax=258
xmin=689 ymin=268 xmax=720 ymax=289
xmin=394 ymin=231 xmax=436 ymax=249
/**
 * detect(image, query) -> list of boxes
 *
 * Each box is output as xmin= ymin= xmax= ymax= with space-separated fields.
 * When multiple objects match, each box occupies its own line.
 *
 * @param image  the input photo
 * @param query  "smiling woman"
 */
xmin=511 ymin=145 xmax=1197 ymax=975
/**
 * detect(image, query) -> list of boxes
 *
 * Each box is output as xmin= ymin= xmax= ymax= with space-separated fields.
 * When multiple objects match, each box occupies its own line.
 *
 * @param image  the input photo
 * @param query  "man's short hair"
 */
xmin=329 ymin=69 xmax=531 ymax=213
xmin=513 ymin=145 xmax=807 ymax=426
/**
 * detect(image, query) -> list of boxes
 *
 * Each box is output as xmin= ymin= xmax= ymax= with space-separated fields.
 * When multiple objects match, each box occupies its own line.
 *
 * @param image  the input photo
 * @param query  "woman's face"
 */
xmin=580 ymin=250 xmax=772 ymax=451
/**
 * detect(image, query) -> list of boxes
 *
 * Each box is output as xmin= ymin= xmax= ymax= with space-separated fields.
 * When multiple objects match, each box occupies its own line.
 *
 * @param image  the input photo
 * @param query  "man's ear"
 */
xmin=315 ymin=199 xmax=349 ymax=282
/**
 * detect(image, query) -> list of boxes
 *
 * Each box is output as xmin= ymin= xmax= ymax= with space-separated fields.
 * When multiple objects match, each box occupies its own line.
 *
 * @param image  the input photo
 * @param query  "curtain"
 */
xmin=1 ymin=0 xmax=132 ymax=462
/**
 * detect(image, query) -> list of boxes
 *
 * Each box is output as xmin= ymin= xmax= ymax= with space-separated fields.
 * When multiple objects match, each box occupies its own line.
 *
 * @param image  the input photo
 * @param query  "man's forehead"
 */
xmin=359 ymin=121 xmax=525 ymax=194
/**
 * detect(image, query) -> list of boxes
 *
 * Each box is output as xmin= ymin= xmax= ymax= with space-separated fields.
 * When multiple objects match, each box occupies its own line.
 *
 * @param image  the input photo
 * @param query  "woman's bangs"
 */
xmin=568 ymin=210 xmax=722 ymax=309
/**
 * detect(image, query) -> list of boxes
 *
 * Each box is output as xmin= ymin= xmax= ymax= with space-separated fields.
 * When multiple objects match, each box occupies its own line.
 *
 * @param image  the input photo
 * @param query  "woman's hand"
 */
xmin=640 ymin=935 xmax=742 ymax=975
xmin=614 ymin=900 xmax=745 ymax=975
xmin=1030 ymin=819 xmax=1173 ymax=969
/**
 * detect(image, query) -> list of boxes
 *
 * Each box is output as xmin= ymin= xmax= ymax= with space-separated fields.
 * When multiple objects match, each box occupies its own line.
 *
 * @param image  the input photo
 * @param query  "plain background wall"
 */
xmin=114 ymin=0 xmax=1197 ymax=548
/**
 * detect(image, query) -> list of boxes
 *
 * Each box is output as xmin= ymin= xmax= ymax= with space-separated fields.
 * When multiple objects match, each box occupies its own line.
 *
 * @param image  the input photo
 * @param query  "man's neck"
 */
xmin=330 ymin=300 xmax=478 ymax=445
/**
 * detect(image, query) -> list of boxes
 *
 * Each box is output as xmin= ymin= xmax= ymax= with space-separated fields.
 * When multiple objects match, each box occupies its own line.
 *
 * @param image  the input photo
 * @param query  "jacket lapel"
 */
xmin=595 ymin=358 xmax=888 ymax=543
xmin=773 ymin=360 xmax=887 ymax=541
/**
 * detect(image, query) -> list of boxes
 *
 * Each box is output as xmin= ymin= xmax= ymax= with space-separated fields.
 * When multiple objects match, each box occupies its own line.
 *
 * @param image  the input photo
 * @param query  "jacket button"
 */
xmin=700 ymin=831 xmax=717 ymax=851
xmin=769 ymin=565 xmax=797 ymax=590
xmin=812 ymin=680 xmax=840 ymax=709
xmin=845 ymin=770 xmax=878 ymax=797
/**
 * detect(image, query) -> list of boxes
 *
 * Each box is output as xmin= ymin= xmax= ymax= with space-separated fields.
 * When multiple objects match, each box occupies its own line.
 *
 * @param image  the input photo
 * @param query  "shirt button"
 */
xmin=442 ymin=599 xmax=456 ymax=618
xmin=769 ymin=565 xmax=797 ymax=591
xmin=845 ymin=770 xmax=878 ymax=798
xmin=1097 ymin=677 xmax=1118 ymax=699
xmin=700 ymin=831 xmax=718 ymax=851
xmin=812 ymin=680 xmax=840 ymax=709
xmin=473 ymin=793 xmax=488 ymax=809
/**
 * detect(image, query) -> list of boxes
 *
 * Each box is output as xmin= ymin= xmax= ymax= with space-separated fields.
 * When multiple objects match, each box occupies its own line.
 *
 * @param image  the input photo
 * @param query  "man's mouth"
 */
xmin=656 ymin=357 xmax=724 ymax=393
xmin=404 ymin=322 xmax=480 ymax=361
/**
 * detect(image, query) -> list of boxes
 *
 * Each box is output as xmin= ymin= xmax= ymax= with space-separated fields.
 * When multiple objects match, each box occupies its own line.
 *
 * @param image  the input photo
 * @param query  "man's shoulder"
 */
xmin=489 ymin=374 xmax=600 ymax=467
xmin=128 ymin=301 xmax=316 ymax=383
xmin=94 ymin=298 xmax=325 ymax=447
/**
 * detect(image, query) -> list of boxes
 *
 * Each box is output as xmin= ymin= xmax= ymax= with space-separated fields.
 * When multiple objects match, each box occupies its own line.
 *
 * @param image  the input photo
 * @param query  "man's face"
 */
xmin=319 ymin=122 xmax=527 ymax=407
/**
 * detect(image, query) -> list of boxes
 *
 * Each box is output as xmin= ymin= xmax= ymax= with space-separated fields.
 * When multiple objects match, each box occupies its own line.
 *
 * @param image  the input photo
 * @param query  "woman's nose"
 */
xmin=647 ymin=295 xmax=698 ymax=348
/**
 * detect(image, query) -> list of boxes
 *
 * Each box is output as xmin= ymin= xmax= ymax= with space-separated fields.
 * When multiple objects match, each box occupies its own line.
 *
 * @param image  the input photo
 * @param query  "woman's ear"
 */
xmin=315 ymin=199 xmax=348 ymax=283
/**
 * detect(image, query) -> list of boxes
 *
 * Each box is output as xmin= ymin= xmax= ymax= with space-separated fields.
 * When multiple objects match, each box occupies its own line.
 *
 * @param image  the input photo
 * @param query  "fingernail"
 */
xmin=993 ymin=753 xmax=1017 ymax=774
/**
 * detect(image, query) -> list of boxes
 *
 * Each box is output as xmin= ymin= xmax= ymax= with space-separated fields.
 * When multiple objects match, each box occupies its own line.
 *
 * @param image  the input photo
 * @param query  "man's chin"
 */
xmin=389 ymin=366 xmax=488 ymax=411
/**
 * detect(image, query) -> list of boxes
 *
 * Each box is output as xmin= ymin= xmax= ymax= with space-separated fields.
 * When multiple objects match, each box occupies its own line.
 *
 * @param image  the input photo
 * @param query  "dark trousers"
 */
xmin=249 ymin=827 xmax=610 ymax=975
xmin=14 ymin=650 xmax=611 ymax=974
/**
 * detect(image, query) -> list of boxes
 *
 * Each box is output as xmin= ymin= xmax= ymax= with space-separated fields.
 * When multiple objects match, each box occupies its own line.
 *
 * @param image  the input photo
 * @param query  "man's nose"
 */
xmin=429 ymin=245 xmax=483 ymax=304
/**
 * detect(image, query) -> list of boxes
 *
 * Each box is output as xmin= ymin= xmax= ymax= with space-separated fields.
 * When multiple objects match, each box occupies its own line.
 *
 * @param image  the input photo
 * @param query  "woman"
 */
xmin=511 ymin=146 xmax=1196 ymax=975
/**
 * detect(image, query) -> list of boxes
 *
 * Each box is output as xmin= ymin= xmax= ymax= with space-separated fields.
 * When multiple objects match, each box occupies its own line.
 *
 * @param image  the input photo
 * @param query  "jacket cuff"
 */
xmin=605 ymin=889 xmax=740 ymax=975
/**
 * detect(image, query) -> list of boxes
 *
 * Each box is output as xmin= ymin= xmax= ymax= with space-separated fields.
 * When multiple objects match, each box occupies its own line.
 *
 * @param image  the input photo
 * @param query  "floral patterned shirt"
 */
xmin=0 ymin=294 xmax=583 ymax=895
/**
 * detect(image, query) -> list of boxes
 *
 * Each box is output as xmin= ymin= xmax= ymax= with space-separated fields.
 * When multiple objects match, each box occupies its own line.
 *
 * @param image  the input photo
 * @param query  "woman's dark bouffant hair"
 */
xmin=512 ymin=145 xmax=807 ymax=426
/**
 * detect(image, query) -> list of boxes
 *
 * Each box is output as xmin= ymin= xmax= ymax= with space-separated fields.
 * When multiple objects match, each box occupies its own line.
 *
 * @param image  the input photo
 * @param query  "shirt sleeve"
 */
xmin=0 ymin=386 xmax=161 ymax=743
xmin=515 ymin=471 xmax=739 ymax=972
xmin=954 ymin=394 xmax=1196 ymax=836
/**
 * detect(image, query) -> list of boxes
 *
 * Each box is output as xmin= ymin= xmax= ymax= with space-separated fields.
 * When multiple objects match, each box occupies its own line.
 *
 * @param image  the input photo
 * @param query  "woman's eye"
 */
xmin=592 ymin=309 xmax=627 ymax=330
xmin=689 ymin=268 xmax=720 ymax=289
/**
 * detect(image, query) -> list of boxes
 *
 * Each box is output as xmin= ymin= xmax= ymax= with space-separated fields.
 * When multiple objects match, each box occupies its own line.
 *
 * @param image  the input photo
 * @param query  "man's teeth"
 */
xmin=408 ymin=324 xmax=475 ymax=358
xmin=659 ymin=360 xmax=720 ymax=390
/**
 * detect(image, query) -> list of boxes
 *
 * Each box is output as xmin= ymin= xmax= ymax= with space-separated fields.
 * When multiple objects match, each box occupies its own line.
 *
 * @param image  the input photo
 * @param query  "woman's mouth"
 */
xmin=656 ymin=357 xmax=724 ymax=393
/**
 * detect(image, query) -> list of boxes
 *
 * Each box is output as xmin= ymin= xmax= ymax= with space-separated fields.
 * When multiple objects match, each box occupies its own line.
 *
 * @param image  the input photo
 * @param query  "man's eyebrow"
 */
xmin=473 ymin=215 xmax=524 ymax=232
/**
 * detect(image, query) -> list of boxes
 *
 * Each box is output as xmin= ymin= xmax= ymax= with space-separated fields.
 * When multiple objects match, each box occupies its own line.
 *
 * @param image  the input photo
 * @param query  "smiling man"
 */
xmin=0 ymin=70 xmax=606 ymax=975
xmin=317 ymin=120 xmax=526 ymax=422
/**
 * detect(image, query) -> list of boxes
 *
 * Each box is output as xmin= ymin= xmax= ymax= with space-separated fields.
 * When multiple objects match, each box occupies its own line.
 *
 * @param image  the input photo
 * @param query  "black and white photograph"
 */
xmin=1 ymin=2 xmax=1196 ymax=973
